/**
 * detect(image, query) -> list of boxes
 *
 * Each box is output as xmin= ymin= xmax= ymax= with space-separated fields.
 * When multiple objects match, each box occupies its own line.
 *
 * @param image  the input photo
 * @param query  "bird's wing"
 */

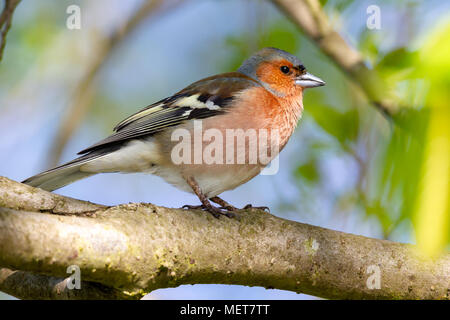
xmin=77 ymin=72 xmax=259 ymax=154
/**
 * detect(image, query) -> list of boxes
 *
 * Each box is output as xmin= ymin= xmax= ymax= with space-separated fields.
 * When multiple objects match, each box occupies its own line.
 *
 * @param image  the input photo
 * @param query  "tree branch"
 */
xmin=272 ymin=0 xmax=397 ymax=117
xmin=0 ymin=0 xmax=21 ymax=61
xmin=0 ymin=267 xmax=133 ymax=300
xmin=0 ymin=177 xmax=448 ymax=300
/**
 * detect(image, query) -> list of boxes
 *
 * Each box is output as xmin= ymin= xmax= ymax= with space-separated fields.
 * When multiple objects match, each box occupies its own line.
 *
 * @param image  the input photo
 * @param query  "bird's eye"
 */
xmin=280 ymin=66 xmax=290 ymax=74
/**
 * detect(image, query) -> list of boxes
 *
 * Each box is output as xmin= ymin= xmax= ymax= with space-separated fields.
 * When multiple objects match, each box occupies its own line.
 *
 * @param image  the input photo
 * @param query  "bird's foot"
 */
xmin=184 ymin=177 xmax=239 ymax=219
xmin=242 ymin=204 xmax=270 ymax=212
xmin=210 ymin=196 xmax=238 ymax=211
xmin=210 ymin=196 xmax=270 ymax=213
xmin=182 ymin=203 xmax=237 ymax=219
xmin=206 ymin=205 xmax=238 ymax=219
xmin=182 ymin=204 xmax=206 ymax=210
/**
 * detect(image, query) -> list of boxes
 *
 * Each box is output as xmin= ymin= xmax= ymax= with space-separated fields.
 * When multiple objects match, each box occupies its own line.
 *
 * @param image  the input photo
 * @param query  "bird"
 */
xmin=23 ymin=47 xmax=325 ymax=218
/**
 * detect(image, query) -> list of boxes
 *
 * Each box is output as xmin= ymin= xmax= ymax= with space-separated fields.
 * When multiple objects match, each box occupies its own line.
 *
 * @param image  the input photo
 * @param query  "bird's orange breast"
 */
xmin=232 ymin=86 xmax=304 ymax=151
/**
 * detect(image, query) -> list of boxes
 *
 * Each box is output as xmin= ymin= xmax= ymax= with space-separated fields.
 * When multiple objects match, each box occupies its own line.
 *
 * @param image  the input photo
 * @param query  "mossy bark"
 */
xmin=0 ymin=177 xmax=449 ymax=299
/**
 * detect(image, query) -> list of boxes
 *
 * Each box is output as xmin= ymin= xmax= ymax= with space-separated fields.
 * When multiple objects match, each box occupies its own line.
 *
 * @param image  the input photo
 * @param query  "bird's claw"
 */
xmin=182 ymin=204 xmax=205 ymax=210
xmin=242 ymin=204 xmax=270 ymax=212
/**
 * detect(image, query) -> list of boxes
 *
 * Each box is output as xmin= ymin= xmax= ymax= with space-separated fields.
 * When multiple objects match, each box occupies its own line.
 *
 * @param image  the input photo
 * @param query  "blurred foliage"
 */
xmin=412 ymin=18 xmax=450 ymax=257
xmin=307 ymin=104 xmax=359 ymax=146
xmin=221 ymin=20 xmax=300 ymax=72
xmin=220 ymin=1 xmax=449 ymax=255
xmin=357 ymin=29 xmax=380 ymax=66
xmin=0 ymin=4 xmax=58 ymax=91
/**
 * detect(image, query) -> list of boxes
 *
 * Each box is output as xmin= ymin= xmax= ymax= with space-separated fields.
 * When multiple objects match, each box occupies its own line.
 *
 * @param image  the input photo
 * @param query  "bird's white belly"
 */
xmin=81 ymin=138 xmax=263 ymax=197
xmin=153 ymin=164 xmax=261 ymax=197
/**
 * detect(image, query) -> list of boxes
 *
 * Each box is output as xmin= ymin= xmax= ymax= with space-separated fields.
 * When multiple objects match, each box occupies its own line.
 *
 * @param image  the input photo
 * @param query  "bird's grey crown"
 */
xmin=237 ymin=47 xmax=303 ymax=81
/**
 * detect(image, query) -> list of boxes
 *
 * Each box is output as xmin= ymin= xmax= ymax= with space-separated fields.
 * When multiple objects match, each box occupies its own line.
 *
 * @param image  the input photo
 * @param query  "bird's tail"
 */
xmin=22 ymin=152 xmax=108 ymax=192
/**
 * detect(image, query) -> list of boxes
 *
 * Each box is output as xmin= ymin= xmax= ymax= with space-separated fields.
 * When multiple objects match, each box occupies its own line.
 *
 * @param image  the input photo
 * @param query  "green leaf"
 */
xmin=377 ymin=48 xmax=417 ymax=70
xmin=306 ymin=104 xmax=359 ymax=146
xmin=295 ymin=160 xmax=320 ymax=184
xmin=258 ymin=24 xmax=300 ymax=55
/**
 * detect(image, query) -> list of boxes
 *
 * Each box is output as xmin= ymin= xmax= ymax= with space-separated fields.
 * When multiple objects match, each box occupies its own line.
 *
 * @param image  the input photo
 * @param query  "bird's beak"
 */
xmin=295 ymin=72 xmax=325 ymax=88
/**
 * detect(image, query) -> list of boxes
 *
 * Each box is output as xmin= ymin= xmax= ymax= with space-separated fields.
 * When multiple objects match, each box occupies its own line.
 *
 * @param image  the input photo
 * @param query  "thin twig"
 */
xmin=0 ymin=267 xmax=134 ymax=300
xmin=0 ymin=0 xmax=21 ymax=61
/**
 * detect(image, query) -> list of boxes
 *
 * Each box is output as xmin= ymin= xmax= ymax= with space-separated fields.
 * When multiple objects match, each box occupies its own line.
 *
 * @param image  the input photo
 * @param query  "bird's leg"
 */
xmin=209 ymin=196 xmax=238 ymax=211
xmin=183 ymin=177 xmax=237 ymax=218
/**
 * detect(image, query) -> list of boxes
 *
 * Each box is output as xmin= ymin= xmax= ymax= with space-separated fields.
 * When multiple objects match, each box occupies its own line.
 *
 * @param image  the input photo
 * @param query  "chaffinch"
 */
xmin=23 ymin=47 xmax=325 ymax=218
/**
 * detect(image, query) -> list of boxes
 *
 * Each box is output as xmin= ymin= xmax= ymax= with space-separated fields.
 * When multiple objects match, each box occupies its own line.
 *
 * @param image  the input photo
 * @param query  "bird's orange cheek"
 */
xmin=256 ymin=62 xmax=294 ymax=95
